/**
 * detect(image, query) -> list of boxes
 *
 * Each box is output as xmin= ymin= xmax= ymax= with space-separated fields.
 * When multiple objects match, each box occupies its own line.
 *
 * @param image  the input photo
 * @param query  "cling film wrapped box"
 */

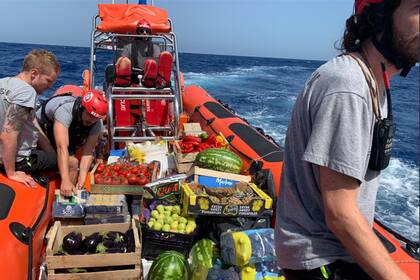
xmin=181 ymin=182 xmax=272 ymax=217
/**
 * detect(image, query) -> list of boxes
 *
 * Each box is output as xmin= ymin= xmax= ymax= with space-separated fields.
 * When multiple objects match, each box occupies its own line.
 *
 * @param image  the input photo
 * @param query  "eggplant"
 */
xmin=103 ymin=231 xmax=125 ymax=242
xmin=83 ymin=232 xmax=102 ymax=254
xmin=96 ymin=242 xmax=126 ymax=254
xmin=62 ymin=231 xmax=83 ymax=255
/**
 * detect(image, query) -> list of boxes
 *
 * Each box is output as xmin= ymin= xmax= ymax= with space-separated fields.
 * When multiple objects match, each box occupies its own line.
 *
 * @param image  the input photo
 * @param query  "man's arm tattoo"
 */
xmin=2 ymin=104 xmax=31 ymax=132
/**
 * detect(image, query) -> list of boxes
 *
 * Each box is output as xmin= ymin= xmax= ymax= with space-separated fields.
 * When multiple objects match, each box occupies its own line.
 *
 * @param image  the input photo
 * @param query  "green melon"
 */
xmin=190 ymin=239 xmax=218 ymax=280
xmin=147 ymin=251 xmax=190 ymax=280
xmin=195 ymin=148 xmax=243 ymax=174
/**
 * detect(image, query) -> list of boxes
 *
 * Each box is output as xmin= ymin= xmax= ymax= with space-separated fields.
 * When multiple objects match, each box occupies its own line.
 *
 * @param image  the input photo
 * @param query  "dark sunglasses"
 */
xmin=137 ymin=28 xmax=151 ymax=35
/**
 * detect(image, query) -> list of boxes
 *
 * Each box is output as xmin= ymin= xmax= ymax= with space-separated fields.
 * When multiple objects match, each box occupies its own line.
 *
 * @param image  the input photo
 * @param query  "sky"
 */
xmin=0 ymin=0 xmax=354 ymax=61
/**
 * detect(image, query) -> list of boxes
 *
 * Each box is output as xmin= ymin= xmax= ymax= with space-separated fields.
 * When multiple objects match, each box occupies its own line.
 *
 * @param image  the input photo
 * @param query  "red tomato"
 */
xmin=121 ymin=177 xmax=129 ymax=185
xmin=119 ymin=168 xmax=129 ymax=177
xmin=112 ymin=164 xmax=121 ymax=172
xmin=128 ymin=175 xmax=138 ymax=185
xmin=96 ymin=163 xmax=105 ymax=173
xmin=103 ymin=176 xmax=112 ymax=185
xmin=137 ymin=175 xmax=149 ymax=185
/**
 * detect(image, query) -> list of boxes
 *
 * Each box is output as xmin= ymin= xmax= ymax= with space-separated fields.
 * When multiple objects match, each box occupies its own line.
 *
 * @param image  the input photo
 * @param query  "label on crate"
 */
xmin=195 ymin=175 xmax=239 ymax=188
xmin=188 ymin=198 xmax=268 ymax=217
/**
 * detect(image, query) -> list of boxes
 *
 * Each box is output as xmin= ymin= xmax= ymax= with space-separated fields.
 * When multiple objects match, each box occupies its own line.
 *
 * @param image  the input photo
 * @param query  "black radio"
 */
xmin=368 ymin=63 xmax=395 ymax=171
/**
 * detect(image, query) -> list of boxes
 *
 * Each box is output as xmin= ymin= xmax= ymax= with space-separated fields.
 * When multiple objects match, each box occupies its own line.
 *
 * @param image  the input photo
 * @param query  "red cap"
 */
xmin=355 ymin=0 xmax=385 ymax=15
xmin=81 ymin=89 xmax=108 ymax=118
xmin=53 ymin=84 xmax=83 ymax=97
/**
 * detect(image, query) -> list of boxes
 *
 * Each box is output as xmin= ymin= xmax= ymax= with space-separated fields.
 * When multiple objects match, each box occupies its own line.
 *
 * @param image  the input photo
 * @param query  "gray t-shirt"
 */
xmin=36 ymin=95 xmax=102 ymax=136
xmin=275 ymin=54 xmax=387 ymax=270
xmin=121 ymin=40 xmax=161 ymax=69
xmin=0 ymin=77 xmax=38 ymax=163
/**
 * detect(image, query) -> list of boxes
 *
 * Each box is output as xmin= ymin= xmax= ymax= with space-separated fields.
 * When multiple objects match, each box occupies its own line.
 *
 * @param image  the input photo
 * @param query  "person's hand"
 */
xmin=60 ymin=180 xmax=76 ymax=197
xmin=8 ymin=171 xmax=36 ymax=188
xmin=75 ymin=181 xmax=84 ymax=190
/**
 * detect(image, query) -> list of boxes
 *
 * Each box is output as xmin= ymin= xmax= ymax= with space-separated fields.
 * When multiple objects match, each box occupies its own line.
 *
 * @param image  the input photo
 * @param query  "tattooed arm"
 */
xmin=0 ymin=104 xmax=36 ymax=187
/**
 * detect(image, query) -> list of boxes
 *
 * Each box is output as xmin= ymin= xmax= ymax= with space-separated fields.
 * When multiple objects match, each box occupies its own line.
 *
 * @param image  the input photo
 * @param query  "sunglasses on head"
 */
xmin=137 ymin=28 xmax=151 ymax=35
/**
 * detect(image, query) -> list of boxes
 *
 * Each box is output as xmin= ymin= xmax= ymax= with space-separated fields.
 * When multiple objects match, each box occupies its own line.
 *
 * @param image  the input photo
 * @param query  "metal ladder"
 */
xmin=89 ymin=15 xmax=183 ymax=149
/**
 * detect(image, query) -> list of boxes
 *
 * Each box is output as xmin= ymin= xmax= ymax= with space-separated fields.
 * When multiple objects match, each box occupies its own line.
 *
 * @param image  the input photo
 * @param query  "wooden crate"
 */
xmin=174 ymin=158 xmax=194 ymax=174
xmin=89 ymin=162 xmax=159 ymax=196
xmin=46 ymin=219 xmax=142 ymax=280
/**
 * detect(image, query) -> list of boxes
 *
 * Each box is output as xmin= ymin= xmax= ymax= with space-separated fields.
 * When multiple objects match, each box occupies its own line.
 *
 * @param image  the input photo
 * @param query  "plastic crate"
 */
xmin=140 ymin=223 xmax=196 ymax=260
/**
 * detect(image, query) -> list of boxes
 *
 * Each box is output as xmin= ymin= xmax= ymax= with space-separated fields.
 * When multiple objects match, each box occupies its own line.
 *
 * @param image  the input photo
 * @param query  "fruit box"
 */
xmin=181 ymin=182 xmax=273 ymax=217
xmin=186 ymin=166 xmax=251 ymax=188
xmin=45 ymin=219 xmax=141 ymax=280
xmin=88 ymin=161 xmax=159 ymax=196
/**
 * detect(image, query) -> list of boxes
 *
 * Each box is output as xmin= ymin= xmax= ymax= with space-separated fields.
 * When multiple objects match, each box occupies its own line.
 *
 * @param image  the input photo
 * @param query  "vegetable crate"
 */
xmin=46 ymin=219 xmax=142 ymax=280
xmin=88 ymin=161 xmax=159 ymax=196
xmin=181 ymin=182 xmax=273 ymax=217
xmin=140 ymin=223 xmax=196 ymax=260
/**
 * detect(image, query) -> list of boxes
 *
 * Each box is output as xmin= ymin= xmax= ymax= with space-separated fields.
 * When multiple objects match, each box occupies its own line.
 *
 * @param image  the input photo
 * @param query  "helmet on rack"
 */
xmin=137 ymin=19 xmax=152 ymax=34
xmin=53 ymin=84 xmax=83 ymax=97
xmin=81 ymin=89 xmax=108 ymax=119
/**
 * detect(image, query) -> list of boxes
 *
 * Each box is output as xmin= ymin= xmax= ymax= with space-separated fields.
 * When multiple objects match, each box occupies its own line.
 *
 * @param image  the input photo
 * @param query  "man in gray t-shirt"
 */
xmin=276 ymin=1 xmax=418 ymax=279
xmin=0 ymin=49 xmax=60 ymax=187
xmin=36 ymin=89 xmax=108 ymax=197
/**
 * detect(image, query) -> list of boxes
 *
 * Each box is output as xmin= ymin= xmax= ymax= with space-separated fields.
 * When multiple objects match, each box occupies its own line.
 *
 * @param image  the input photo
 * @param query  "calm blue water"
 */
xmin=1 ymin=42 xmax=418 ymax=241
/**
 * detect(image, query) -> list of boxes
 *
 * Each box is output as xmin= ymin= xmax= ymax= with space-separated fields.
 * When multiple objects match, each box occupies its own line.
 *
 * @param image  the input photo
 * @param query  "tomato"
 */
xmin=94 ymin=173 xmax=104 ymax=184
xmin=119 ymin=168 xmax=129 ymax=177
xmin=96 ymin=163 xmax=105 ymax=173
xmin=128 ymin=175 xmax=138 ymax=185
xmin=103 ymin=176 xmax=112 ymax=185
xmin=120 ymin=177 xmax=129 ymax=185
xmin=112 ymin=164 xmax=121 ymax=172
xmin=137 ymin=175 xmax=149 ymax=185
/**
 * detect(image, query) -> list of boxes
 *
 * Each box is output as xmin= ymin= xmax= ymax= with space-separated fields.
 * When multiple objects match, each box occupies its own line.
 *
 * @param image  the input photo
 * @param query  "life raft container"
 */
xmin=0 ymin=174 xmax=58 ymax=280
xmin=182 ymin=85 xmax=283 ymax=196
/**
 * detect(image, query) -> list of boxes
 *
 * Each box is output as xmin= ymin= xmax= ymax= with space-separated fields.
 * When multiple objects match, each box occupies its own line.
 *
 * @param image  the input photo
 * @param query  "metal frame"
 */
xmin=88 ymin=11 xmax=183 ymax=149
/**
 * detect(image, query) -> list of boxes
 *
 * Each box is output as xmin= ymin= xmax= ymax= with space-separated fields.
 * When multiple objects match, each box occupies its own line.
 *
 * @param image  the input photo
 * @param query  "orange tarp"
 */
xmin=97 ymin=4 xmax=171 ymax=34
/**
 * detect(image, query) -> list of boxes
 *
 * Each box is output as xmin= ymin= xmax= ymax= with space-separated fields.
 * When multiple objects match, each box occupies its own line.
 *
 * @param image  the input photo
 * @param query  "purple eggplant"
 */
xmin=62 ymin=231 xmax=83 ymax=255
xmin=83 ymin=232 xmax=102 ymax=254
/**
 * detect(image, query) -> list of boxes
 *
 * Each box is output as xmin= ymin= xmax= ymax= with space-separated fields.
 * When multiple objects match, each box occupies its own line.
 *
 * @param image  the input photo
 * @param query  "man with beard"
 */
xmin=275 ymin=0 xmax=418 ymax=279
xmin=0 ymin=49 xmax=60 ymax=187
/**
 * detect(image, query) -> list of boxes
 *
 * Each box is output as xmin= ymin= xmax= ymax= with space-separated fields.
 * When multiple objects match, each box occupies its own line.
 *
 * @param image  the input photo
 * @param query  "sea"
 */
xmin=0 ymin=42 xmax=418 ymax=242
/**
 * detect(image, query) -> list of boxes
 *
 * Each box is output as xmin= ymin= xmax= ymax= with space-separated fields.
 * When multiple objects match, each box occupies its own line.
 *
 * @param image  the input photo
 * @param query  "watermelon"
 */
xmin=195 ymin=148 xmax=243 ymax=174
xmin=147 ymin=250 xmax=190 ymax=280
xmin=190 ymin=239 xmax=218 ymax=280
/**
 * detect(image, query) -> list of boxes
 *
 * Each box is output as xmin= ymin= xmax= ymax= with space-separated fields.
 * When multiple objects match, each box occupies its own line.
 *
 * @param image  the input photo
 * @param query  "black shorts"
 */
xmin=1 ymin=149 xmax=57 ymax=174
xmin=283 ymin=260 xmax=372 ymax=280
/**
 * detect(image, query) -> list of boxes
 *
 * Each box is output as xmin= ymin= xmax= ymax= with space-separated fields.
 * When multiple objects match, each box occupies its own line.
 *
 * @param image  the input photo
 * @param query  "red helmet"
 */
xmin=53 ymin=84 xmax=83 ymax=97
xmin=355 ymin=0 xmax=385 ymax=15
xmin=137 ymin=19 xmax=151 ymax=33
xmin=81 ymin=89 xmax=108 ymax=118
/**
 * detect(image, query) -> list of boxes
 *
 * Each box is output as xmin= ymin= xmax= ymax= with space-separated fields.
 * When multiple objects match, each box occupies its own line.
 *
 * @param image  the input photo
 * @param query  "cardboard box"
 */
xmin=45 ymin=219 xmax=141 ymax=279
xmin=182 ymin=122 xmax=204 ymax=136
xmin=52 ymin=190 xmax=89 ymax=218
xmin=186 ymin=166 xmax=251 ymax=188
xmin=181 ymin=182 xmax=273 ymax=217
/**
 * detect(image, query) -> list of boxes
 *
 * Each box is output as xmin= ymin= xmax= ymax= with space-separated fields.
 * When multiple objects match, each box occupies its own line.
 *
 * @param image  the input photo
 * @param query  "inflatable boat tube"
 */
xmin=183 ymin=85 xmax=283 ymax=196
xmin=0 ymin=174 xmax=58 ymax=280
